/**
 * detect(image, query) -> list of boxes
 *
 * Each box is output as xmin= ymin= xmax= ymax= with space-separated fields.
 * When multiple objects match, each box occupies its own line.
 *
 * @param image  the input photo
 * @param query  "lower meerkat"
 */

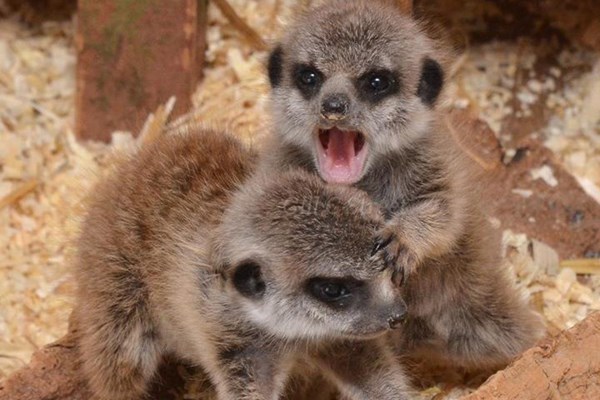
xmin=74 ymin=128 xmax=412 ymax=400
xmin=264 ymin=0 xmax=543 ymax=370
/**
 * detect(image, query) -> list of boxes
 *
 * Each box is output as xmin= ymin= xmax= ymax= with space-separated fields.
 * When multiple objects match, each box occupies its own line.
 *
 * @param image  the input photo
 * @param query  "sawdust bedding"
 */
xmin=0 ymin=0 xmax=599 ymax=397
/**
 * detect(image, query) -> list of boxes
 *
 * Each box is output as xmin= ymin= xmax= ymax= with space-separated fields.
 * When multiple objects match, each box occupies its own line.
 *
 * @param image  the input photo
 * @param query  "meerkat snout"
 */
xmin=320 ymin=93 xmax=350 ymax=121
xmin=387 ymin=312 xmax=406 ymax=330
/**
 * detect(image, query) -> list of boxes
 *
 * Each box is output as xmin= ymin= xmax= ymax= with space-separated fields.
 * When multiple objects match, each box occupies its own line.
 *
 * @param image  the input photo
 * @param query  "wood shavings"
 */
xmin=0 ymin=14 xmax=109 ymax=380
xmin=138 ymin=96 xmax=177 ymax=146
xmin=531 ymin=238 xmax=560 ymax=276
xmin=530 ymin=165 xmax=559 ymax=187
xmin=447 ymin=41 xmax=524 ymax=136
xmin=502 ymin=230 xmax=600 ymax=335
xmin=541 ymin=56 xmax=600 ymax=189
xmin=211 ymin=0 xmax=267 ymax=51
xmin=0 ymin=178 xmax=38 ymax=210
xmin=448 ymin=31 xmax=600 ymax=193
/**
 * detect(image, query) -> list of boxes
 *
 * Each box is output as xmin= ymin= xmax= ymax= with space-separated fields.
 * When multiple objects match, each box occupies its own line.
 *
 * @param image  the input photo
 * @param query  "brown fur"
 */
xmin=74 ymin=127 xmax=412 ymax=400
xmin=264 ymin=0 xmax=544 ymax=374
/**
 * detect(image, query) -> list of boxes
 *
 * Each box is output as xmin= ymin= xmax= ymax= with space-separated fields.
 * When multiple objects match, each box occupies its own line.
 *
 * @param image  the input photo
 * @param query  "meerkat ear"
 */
xmin=417 ymin=57 xmax=444 ymax=106
xmin=232 ymin=261 xmax=266 ymax=299
xmin=268 ymin=45 xmax=284 ymax=88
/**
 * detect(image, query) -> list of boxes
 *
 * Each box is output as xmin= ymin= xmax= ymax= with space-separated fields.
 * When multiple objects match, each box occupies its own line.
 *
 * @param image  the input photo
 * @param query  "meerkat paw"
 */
xmin=372 ymin=228 xmax=419 ymax=284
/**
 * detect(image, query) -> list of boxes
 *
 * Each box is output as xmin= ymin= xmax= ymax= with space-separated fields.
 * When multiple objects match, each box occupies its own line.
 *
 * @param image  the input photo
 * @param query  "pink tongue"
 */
xmin=328 ymin=128 xmax=356 ymax=165
xmin=317 ymin=127 xmax=366 ymax=184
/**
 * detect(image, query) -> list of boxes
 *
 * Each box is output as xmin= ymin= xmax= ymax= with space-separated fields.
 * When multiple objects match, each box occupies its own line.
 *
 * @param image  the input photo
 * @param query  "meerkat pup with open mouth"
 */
xmin=74 ymin=128 xmax=413 ymax=400
xmin=264 ymin=0 xmax=543 ymax=370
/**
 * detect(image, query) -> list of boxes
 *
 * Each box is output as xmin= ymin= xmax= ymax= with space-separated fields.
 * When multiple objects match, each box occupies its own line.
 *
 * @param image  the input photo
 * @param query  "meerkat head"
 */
xmin=214 ymin=170 xmax=406 ymax=341
xmin=268 ymin=0 xmax=445 ymax=184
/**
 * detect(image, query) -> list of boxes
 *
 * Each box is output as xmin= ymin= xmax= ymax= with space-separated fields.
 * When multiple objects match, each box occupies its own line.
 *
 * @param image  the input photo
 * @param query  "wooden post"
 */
xmin=75 ymin=0 xmax=204 ymax=142
xmin=197 ymin=0 xmax=209 ymax=80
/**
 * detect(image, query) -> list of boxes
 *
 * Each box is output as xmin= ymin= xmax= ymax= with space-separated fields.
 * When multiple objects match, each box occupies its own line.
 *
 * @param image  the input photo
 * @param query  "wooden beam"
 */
xmin=75 ymin=0 xmax=204 ymax=142
xmin=463 ymin=312 xmax=600 ymax=399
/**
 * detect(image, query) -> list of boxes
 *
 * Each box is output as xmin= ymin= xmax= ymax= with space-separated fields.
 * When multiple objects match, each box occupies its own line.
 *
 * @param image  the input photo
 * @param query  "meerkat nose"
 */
xmin=321 ymin=93 xmax=349 ymax=120
xmin=387 ymin=313 xmax=407 ymax=329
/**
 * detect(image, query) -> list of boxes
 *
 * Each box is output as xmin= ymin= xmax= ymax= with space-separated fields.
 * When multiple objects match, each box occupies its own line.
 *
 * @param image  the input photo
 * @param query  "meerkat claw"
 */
xmin=371 ymin=235 xmax=393 ymax=256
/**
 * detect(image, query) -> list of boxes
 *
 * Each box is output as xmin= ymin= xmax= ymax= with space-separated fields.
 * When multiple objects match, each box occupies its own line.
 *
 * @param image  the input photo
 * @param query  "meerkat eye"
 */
xmin=293 ymin=64 xmax=324 ymax=98
xmin=369 ymin=75 xmax=391 ymax=92
xmin=310 ymin=280 xmax=350 ymax=302
xmin=357 ymin=69 xmax=399 ymax=103
xmin=299 ymin=69 xmax=320 ymax=86
xmin=322 ymin=282 xmax=348 ymax=298
xmin=306 ymin=277 xmax=362 ymax=309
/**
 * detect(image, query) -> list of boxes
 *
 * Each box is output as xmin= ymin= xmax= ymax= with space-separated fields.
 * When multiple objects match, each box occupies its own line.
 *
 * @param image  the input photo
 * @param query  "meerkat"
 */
xmin=74 ymin=127 xmax=413 ymax=400
xmin=263 ymin=0 xmax=544 ymax=371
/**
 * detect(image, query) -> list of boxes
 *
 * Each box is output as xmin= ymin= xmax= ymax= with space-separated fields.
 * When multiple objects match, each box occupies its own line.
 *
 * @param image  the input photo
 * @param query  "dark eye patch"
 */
xmin=417 ymin=57 xmax=444 ymax=106
xmin=356 ymin=69 xmax=400 ymax=104
xmin=232 ymin=261 xmax=265 ymax=299
xmin=268 ymin=45 xmax=284 ymax=88
xmin=306 ymin=277 xmax=365 ymax=309
xmin=293 ymin=63 xmax=324 ymax=99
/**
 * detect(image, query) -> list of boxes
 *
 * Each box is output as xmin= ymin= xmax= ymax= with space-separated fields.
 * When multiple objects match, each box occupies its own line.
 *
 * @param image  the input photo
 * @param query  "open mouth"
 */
xmin=315 ymin=127 xmax=368 ymax=184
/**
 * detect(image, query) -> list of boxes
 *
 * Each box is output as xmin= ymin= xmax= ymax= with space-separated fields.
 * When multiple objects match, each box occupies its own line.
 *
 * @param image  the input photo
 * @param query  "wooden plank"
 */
xmin=75 ymin=0 xmax=202 ymax=142
xmin=463 ymin=312 xmax=600 ymax=399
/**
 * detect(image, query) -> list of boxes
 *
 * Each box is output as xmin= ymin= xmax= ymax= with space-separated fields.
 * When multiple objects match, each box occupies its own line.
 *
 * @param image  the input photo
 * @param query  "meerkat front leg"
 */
xmin=211 ymin=340 xmax=294 ymax=400
xmin=312 ymin=339 xmax=413 ymax=400
xmin=373 ymin=191 xmax=464 ymax=282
